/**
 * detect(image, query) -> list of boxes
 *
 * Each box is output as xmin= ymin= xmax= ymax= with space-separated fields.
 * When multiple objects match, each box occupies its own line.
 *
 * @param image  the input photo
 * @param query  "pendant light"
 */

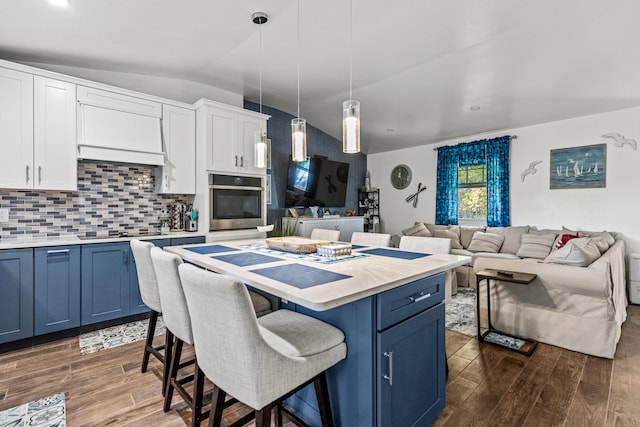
xmin=291 ymin=0 xmax=307 ymax=162
xmin=342 ymin=0 xmax=360 ymax=154
xmin=253 ymin=11 xmax=268 ymax=169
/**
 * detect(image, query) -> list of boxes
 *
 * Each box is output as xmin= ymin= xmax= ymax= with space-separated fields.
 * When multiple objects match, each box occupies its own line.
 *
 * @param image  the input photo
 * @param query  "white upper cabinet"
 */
xmin=156 ymin=105 xmax=196 ymax=194
xmin=197 ymin=100 xmax=268 ymax=176
xmin=0 ymin=68 xmax=34 ymax=190
xmin=34 ymin=76 xmax=77 ymax=191
xmin=77 ymin=86 xmax=164 ymax=165
xmin=0 ymin=68 xmax=77 ymax=191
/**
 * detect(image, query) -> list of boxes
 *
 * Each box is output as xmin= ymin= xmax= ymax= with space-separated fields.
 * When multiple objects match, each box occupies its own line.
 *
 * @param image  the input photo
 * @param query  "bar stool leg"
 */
xmin=191 ymin=362 xmax=205 ymax=427
xmin=141 ymin=310 xmax=159 ymax=373
xmin=162 ymin=330 xmax=174 ymax=397
xmin=164 ymin=336 xmax=183 ymax=412
xmin=314 ymin=372 xmax=334 ymax=427
xmin=208 ymin=385 xmax=226 ymax=427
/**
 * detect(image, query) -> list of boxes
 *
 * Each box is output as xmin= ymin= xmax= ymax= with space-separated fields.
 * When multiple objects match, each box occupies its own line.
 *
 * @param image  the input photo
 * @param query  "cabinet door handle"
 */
xmin=240 ymin=156 xmax=244 ymax=167
xmin=25 ymin=165 xmax=30 ymax=184
xmin=122 ymin=249 xmax=129 ymax=265
xmin=38 ymin=166 xmax=42 ymax=184
xmin=235 ymin=155 xmax=238 ymax=166
xmin=165 ymin=175 xmax=169 ymax=189
xmin=47 ymin=249 xmax=70 ymax=256
xmin=383 ymin=351 xmax=394 ymax=386
xmin=409 ymin=292 xmax=431 ymax=303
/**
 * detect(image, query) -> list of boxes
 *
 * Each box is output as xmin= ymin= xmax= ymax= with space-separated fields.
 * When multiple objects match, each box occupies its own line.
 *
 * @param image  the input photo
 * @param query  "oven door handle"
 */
xmin=209 ymin=185 xmax=263 ymax=191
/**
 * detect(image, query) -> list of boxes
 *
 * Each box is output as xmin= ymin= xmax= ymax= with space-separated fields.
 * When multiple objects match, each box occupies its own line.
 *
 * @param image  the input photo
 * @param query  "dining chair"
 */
xmin=178 ymin=263 xmax=347 ymax=427
xmin=310 ymin=228 xmax=340 ymax=241
xmin=398 ymin=235 xmax=457 ymax=301
xmin=150 ymin=248 xmax=275 ymax=426
xmin=130 ymin=240 xmax=167 ymax=390
xmin=351 ymin=231 xmax=391 ymax=247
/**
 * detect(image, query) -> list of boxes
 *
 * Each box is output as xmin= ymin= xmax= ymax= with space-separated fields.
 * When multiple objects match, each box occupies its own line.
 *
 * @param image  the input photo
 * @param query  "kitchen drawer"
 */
xmin=376 ymin=273 xmax=444 ymax=331
xmin=170 ymin=236 xmax=205 ymax=246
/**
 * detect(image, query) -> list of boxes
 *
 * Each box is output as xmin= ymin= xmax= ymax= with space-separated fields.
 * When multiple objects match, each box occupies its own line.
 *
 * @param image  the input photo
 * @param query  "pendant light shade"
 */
xmin=342 ymin=0 xmax=360 ymax=154
xmin=291 ymin=118 xmax=307 ymax=162
xmin=291 ymin=0 xmax=307 ymax=162
xmin=343 ymin=100 xmax=360 ymax=153
xmin=253 ymin=11 xmax=268 ymax=168
xmin=254 ymin=130 xmax=268 ymax=168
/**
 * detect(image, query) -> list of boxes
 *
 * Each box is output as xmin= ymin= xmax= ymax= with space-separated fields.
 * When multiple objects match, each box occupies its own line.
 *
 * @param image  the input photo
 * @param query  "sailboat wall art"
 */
xmin=550 ymin=144 xmax=606 ymax=189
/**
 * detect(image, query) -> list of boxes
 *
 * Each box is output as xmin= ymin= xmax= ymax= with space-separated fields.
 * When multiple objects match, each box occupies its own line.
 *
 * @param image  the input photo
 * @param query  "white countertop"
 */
xmin=166 ymin=239 xmax=471 ymax=311
xmin=0 ymin=231 xmax=206 ymax=250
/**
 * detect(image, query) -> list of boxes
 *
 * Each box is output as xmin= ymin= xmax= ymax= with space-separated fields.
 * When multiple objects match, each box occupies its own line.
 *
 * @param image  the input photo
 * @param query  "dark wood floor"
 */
xmin=1 ymin=305 xmax=639 ymax=426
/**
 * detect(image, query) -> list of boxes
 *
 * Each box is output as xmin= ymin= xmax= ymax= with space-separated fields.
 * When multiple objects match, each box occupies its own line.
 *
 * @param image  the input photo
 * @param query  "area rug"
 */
xmin=445 ymin=288 xmax=527 ymax=351
xmin=79 ymin=317 xmax=165 ymax=355
xmin=0 ymin=393 xmax=66 ymax=427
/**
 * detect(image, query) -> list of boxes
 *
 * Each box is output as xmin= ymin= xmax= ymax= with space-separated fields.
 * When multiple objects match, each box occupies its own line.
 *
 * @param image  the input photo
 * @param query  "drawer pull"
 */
xmin=383 ymin=351 xmax=393 ymax=386
xmin=47 ymin=249 xmax=70 ymax=255
xmin=409 ymin=292 xmax=431 ymax=303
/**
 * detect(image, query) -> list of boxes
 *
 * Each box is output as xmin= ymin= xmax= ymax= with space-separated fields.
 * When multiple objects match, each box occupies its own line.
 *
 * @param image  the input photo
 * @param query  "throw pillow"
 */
xmin=460 ymin=226 xmax=486 ymax=249
xmin=402 ymin=222 xmax=432 ymax=237
xmin=543 ymin=238 xmax=601 ymax=267
xmin=516 ymin=233 xmax=556 ymax=259
xmin=424 ymin=223 xmax=448 ymax=236
xmin=578 ymin=231 xmax=615 ymax=254
xmin=433 ymin=230 xmax=463 ymax=249
xmin=553 ymin=233 xmax=579 ymax=250
xmin=486 ymin=225 xmax=530 ymax=254
xmin=467 ymin=232 xmax=505 ymax=253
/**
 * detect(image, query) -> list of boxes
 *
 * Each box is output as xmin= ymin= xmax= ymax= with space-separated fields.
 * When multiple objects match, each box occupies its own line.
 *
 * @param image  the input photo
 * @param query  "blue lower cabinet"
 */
xmin=170 ymin=236 xmax=205 ymax=246
xmin=0 ymin=249 xmax=34 ymax=344
xmin=34 ymin=246 xmax=81 ymax=335
xmin=129 ymin=238 xmax=170 ymax=315
xmin=81 ymin=242 xmax=131 ymax=325
xmin=376 ymin=302 xmax=446 ymax=427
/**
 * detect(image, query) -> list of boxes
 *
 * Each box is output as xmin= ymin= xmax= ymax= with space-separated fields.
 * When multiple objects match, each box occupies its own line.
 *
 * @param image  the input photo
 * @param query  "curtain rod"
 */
xmin=432 ymin=135 xmax=518 ymax=151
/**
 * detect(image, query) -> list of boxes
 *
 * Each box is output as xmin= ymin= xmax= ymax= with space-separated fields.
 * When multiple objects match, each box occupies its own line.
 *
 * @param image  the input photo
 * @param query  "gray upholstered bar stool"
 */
xmin=130 ymin=240 xmax=167 ymax=391
xmin=179 ymin=263 xmax=347 ymax=427
xmin=150 ymin=248 xmax=274 ymax=426
xmin=351 ymin=231 xmax=392 ymax=246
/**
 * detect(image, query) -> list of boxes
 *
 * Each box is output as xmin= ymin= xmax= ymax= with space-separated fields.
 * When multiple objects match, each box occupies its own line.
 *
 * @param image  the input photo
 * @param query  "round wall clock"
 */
xmin=390 ymin=164 xmax=412 ymax=189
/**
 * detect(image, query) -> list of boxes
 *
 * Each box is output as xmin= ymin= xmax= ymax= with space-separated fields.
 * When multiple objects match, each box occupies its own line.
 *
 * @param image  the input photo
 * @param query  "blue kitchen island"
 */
xmin=166 ymin=239 xmax=470 ymax=426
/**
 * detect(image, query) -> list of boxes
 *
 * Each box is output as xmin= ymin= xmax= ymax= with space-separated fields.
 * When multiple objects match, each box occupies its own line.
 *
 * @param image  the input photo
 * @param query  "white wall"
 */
xmin=368 ymin=106 xmax=640 ymax=255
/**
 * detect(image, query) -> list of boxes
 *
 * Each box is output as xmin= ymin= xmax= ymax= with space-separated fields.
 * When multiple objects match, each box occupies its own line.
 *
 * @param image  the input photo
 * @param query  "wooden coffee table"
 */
xmin=475 ymin=269 xmax=538 ymax=355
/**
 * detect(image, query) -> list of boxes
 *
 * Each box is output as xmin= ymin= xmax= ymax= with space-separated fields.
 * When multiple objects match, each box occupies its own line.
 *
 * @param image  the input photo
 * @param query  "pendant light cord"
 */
xmin=259 ymin=15 xmax=262 ymax=116
xmin=349 ymin=0 xmax=353 ymax=102
xmin=297 ymin=0 xmax=300 ymax=119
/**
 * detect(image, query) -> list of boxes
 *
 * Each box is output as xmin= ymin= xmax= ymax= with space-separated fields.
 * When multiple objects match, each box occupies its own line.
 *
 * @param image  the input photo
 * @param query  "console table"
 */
xmin=282 ymin=216 xmax=364 ymax=242
xmin=166 ymin=239 xmax=471 ymax=426
xmin=475 ymin=268 xmax=538 ymax=355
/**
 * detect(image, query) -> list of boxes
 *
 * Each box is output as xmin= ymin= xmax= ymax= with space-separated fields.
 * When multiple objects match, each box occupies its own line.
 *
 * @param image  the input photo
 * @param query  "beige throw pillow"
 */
xmin=543 ymin=238 xmax=601 ymax=267
xmin=433 ymin=230 xmax=463 ymax=249
xmin=467 ymin=232 xmax=505 ymax=253
xmin=516 ymin=233 xmax=556 ymax=259
xmin=460 ymin=226 xmax=486 ymax=249
xmin=402 ymin=222 xmax=432 ymax=237
xmin=486 ymin=225 xmax=530 ymax=254
xmin=578 ymin=231 xmax=615 ymax=254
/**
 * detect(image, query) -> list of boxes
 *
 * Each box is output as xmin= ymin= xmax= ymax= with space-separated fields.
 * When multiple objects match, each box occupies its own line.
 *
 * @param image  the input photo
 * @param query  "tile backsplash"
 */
xmin=0 ymin=161 xmax=190 ymax=239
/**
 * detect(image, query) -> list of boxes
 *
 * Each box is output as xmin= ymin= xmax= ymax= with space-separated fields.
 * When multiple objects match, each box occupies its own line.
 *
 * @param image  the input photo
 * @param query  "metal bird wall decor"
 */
xmin=602 ymin=132 xmax=637 ymax=150
xmin=520 ymin=160 xmax=542 ymax=182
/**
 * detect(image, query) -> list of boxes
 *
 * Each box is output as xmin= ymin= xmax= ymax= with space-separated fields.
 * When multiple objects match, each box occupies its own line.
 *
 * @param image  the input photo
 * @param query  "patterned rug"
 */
xmin=79 ymin=317 xmax=165 ymax=355
xmin=0 ymin=393 xmax=66 ymax=427
xmin=446 ymin=287 xmax=527 ymax=350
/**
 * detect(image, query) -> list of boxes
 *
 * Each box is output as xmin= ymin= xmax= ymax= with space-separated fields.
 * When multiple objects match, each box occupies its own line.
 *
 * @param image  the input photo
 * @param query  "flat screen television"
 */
xmin=285 ymin=156 xmax=350 ymax=208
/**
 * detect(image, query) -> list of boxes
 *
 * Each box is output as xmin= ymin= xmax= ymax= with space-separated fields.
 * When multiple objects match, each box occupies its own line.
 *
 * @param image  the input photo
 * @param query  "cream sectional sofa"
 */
xmin=394 ymin=223 xmax=628 ymax=358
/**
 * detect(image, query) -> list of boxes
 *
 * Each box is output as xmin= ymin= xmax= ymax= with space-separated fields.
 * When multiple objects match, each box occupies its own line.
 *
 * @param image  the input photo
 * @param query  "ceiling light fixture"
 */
xmin=252 ymin=11 xmax=268 ymax=169
xmin=291 ymin=0 xmax=307 ymax=162
xmin=342 ymin=0 xmax=360 ymax=154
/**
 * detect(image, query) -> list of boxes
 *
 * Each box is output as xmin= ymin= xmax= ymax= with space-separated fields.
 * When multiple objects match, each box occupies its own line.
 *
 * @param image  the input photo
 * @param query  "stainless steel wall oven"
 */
xmin=209 ymin=174 xmax=264 ymax=231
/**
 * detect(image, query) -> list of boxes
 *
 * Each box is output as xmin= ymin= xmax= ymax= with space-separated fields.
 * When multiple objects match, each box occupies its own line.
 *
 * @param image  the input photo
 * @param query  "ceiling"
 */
xmin=2 ymin=0 xmax=640 ymax=154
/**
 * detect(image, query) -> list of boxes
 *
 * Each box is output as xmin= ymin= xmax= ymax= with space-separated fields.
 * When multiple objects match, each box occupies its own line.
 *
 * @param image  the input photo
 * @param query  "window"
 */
xmin=458 ymin=164 xmax=487 ymax=220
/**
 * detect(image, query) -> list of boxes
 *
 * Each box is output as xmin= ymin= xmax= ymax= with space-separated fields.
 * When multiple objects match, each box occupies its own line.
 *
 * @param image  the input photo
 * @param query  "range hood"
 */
xmin=77 ymin=85 xmax=165 ymax=166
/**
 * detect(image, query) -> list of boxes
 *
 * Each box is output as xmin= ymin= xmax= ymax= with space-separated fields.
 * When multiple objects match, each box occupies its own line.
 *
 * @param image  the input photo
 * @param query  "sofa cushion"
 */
xmin=434 ymin=229 xmax=463 ymax=249
xmin=544 ymin=238 xmax=601 ymax=267
xmin=579 ymin=231 xmax=615 ymax=254
xmin=516 ymin=233 xmax=556 ymax=260
xmin=467 ymin=232 xmax=505 ymax=253
xmin=460 ymin=226 xmax=486 ymax=249
xmin=423 ymin=223 xmax=448 ymax=236
xmin=486 ymin=225 xmax=530 ymax=254
xmin=402 ymin=222 xmax=432 ymax=237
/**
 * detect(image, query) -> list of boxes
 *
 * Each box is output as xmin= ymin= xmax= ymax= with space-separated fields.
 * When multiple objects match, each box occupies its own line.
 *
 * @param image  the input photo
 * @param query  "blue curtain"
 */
xmin=435 ymin=145 xmax=459 ymax=225
xmin=486 ymin=136 xmax=511 ymax=227
xmin=435 ymin=136 xmax=511 ymax=226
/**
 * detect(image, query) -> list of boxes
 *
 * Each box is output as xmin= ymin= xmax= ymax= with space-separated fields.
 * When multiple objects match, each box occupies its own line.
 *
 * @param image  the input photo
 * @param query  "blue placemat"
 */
xmin=250 ymin=263 xmax=352 ymax=289
xmin=212 ymin=252 xmax=282 ymax=267
xmin=351 ymin=244 xmax=367 ymax=250
xmin=185 ymin=244 xmax=238 ymax=255
xmin=358 ymin=247 xmax=430 ymax=260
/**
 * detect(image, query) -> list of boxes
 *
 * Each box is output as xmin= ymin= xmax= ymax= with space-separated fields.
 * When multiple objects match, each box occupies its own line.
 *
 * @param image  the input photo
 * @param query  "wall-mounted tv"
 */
xmin=285 ymin=156 xmax=350 ymax=208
